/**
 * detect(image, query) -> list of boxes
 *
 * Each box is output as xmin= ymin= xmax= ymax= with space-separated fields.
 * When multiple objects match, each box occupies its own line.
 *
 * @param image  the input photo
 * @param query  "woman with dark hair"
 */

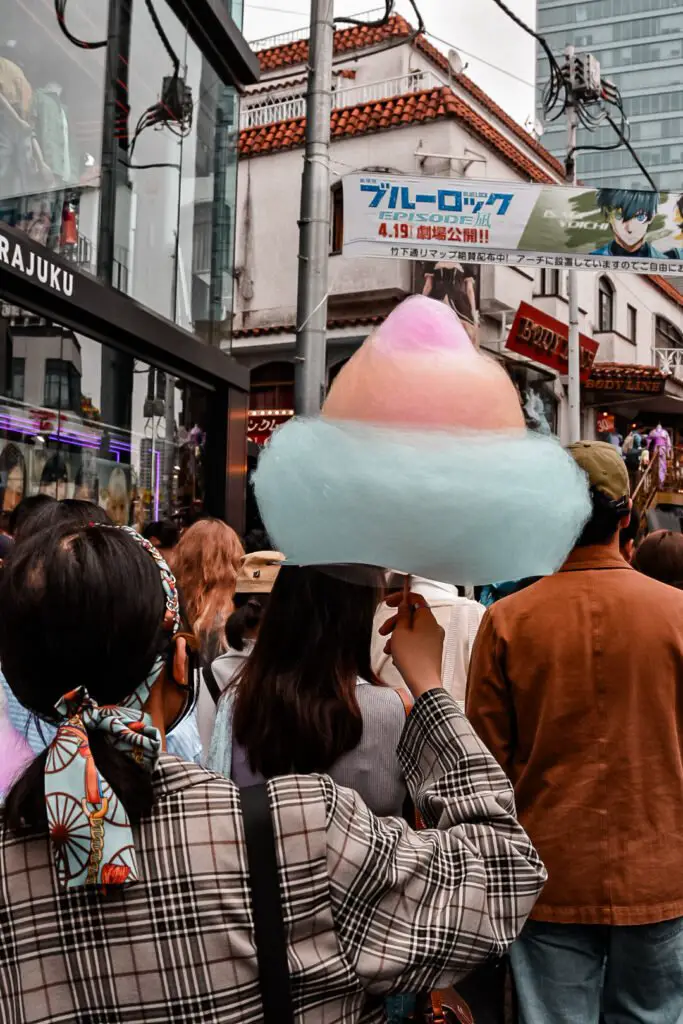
xmin=210 ymin=565 xmax=409 ymax=817
xmin=0 ymin=499 xmax=202 ymax=770
xmin=0 ymin=527 xmax=546 ymax=1020
xmin=633 ymin=529 xmax=683 ymax=588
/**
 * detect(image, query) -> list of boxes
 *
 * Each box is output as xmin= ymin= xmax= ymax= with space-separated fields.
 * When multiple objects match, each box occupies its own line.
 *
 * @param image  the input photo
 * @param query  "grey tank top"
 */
xmin=232 ymin=682 xmax=407 ymax=818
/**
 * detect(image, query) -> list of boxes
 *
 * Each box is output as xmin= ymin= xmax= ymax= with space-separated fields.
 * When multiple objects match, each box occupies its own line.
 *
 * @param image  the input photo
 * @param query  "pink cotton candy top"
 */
xmin=323 ymin=295 xmax=525 ymax=432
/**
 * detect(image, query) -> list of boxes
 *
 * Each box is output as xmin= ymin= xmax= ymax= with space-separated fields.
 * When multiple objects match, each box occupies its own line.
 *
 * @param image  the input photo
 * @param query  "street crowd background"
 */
xmin=0 ymin=424 xmax=681 ymax=1024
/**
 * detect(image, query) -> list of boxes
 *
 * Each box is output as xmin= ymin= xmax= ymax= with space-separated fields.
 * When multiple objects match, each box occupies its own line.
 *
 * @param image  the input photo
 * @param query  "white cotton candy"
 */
xmin=253 ymin=418 xmax=591 ymax=586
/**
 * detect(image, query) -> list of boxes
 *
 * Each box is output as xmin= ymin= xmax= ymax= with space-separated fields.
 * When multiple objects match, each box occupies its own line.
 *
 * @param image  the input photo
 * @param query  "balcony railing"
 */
xmin=249 ymin=8 xmax=388 ymax=50
xmin=656 ymin=347 xmax=683 ymax=380
xmin=240 ymin=70 xmax=445 ymax=129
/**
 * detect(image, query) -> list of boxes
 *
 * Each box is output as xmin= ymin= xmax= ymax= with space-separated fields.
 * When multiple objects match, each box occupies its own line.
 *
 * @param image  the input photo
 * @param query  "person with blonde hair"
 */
xmin=171 ymin=517 xmax=244 ymax=753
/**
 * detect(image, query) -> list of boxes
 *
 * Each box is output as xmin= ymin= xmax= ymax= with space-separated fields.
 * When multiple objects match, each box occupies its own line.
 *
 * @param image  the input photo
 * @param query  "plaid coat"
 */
xmin=0 ymin=690 xmax=546 ymax=1023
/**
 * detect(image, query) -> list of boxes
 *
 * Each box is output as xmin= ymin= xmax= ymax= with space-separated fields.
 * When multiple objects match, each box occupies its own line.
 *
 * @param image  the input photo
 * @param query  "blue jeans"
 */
xmin=510 ymin=919 xmax=683 ymax=1024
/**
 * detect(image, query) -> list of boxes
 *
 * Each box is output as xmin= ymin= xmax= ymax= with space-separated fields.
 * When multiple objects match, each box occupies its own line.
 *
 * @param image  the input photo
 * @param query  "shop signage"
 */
xmin=585 ymin=374 xmax=666 ymax=395
xmin=505 ymin=302 xmax=599 ymax=381
xmin=597 ymin=413 xmax=616 ymax=433
xmin=247 ymin=410 xmax=293 ymax=447
xmin=343 ymin=172 xmax=683 ymax=275
xmin=0 ymin=229 xmax=74 ymax=297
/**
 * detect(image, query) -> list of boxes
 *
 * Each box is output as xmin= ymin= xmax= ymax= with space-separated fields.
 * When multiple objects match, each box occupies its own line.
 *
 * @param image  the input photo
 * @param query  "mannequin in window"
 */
xmin=0 ymin=42 xmax=52 ymax=204
xmin=32 ymin=81 xmax=73 ymax=184
xmin=649 ymin=423 xmax=673 ymax=488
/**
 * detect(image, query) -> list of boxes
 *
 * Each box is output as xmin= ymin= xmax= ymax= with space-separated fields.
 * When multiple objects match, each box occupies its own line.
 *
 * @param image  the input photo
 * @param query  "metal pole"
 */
xmin=565 ymin=45 xmax=581 ymax=443
xmin=294 ymin=0 xmax=334 ymax=415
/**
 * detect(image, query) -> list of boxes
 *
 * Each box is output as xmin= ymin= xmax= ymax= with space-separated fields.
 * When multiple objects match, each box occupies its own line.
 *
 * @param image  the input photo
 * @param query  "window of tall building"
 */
xmin=598 ymin=277 xmax=615 ymax=332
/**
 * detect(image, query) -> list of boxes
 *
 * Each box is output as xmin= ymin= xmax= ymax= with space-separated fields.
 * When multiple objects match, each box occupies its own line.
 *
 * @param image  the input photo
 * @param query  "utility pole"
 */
xmin=294 ymin=0 xmax=334 ymax=415
xmin=565 ymin=45 xmax=582 ymax=444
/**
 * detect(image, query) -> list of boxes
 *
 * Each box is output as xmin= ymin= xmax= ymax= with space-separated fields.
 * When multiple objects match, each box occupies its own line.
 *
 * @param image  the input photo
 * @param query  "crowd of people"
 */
xmin=0 ymin=439 xmax=681 ymax=1024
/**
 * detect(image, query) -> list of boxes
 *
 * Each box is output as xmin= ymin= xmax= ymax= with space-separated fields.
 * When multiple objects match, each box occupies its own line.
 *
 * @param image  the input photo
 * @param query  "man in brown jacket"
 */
xmin=467 ymin=441 xmax=683 ymax=1024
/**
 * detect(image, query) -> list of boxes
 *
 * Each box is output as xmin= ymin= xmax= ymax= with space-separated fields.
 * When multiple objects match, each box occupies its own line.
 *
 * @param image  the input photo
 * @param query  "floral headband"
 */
xmin=45 ymin=526 xmax=182 ymax=891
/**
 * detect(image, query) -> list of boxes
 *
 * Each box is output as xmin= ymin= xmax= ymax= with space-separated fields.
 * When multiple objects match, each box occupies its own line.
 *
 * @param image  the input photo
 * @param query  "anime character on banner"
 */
xmin=665 ymin=195 xmax=683 ymax=260
xmin=253 ymin=295 xmax=591 ymax=588
xmin=592 ymin=189 xmax=663 ymax=259
xmin=420 ymin=262 xmax=480 ymax=348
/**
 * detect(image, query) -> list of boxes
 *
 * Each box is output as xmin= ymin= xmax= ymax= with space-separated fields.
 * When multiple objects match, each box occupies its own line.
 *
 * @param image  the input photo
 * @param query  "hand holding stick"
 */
xmin=379 ymin=581 xmax=444 ymax=699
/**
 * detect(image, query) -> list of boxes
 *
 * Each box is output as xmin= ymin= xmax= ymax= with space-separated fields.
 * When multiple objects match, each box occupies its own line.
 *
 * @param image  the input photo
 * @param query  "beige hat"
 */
xmin=235 ymin=551 xmax=285 ymax=594
xmin=567 ymin=441 xmax=630 ymax=502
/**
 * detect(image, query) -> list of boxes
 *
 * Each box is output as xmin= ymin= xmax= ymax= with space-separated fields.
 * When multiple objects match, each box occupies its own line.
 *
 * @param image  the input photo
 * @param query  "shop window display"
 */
xmin=0 ymin=1 xmax=105 ymax=274
xmin=0 ymin=303 xmax=209 ymax=526
xmin=507 ymin=365 xmax=558 ymax=437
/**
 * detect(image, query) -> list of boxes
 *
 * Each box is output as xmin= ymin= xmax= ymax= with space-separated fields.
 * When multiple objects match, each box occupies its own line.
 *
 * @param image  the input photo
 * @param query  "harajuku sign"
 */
xmin=342 ymin=173 xmax=683 ymax=275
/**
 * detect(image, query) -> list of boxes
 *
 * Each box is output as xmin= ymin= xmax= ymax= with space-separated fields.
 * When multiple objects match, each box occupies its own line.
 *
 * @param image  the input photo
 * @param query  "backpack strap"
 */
xmin=241 ymin=784 xmax=294 ymax=1024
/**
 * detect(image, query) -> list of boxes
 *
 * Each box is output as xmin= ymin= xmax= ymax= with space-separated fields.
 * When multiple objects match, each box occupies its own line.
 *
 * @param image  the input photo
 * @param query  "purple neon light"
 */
xmin=154 ymin=450 xmax=161 ymax=519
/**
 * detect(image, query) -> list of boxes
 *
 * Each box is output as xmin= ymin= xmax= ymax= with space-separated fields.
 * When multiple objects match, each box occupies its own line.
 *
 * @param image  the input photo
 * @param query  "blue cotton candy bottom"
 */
xmin=253 ymin=418 xmax=591 ymax=586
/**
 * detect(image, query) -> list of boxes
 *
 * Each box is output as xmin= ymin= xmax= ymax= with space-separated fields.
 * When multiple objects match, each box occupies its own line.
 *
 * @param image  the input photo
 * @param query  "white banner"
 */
xmin=342 ymin=172 xmax=683 ymax=275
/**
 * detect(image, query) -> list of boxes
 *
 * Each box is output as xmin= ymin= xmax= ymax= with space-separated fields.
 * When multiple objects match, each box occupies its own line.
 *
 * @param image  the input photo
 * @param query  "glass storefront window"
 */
xmin=0 ymin=302 xmax=210 ymax=527
xmin=113 ymin=1 xmax=240 ymax=344
xmin=0 ymin=1 xmax=106 ymax=275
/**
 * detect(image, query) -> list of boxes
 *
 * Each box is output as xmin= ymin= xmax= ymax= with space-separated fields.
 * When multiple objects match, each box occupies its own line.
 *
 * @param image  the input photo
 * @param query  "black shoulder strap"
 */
xmin=202 ymin=665 xmax=222 ymax=706
xmin=241 ymin=784 xmax=295 ymax=1024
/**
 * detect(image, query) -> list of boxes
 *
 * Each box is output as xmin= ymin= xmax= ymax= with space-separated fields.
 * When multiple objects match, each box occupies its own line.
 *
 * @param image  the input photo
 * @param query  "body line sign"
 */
xmin=342 ymin=173 xmax=683 ymax=275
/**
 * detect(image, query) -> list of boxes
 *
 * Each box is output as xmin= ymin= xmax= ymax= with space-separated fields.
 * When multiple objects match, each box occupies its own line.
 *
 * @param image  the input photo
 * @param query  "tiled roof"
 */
xmin=589 ymin=362 xmax=669 ymax=381
xmin=411 ymin=32 xmax=567 ymax=180
xmin=238 ymin=85 xmax=555 ymax=183
xmin=254 ymin=15 xmax=564 ymax=179
xmin=255 ymin=17 xmax=411 ymax=71
xmin=647 ymin=274 xmax=683 ymax=310
xmin=233 ymin=315 xmax=383 ymax=339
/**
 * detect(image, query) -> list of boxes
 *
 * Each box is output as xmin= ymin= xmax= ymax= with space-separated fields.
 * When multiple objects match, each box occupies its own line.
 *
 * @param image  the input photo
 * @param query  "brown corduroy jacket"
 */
xmin=466 ymin=545 xmax=683 ymax=926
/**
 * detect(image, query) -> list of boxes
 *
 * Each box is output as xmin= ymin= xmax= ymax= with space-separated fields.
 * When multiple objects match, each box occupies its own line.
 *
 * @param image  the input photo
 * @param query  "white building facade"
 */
xmin=231 ymin=15 xmax=683 ymax=447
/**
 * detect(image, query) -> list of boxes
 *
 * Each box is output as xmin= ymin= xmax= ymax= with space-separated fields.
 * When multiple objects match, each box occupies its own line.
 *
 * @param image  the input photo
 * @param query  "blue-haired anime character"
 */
xmin=592 ymin=188 xmax=664 ymax=258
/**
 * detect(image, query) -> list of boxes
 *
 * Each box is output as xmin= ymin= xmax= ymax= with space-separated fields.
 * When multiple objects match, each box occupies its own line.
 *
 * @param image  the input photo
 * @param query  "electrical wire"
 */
xmin=489 ymin=0 xmax=568 ymax=122
xmin=143 ymin=0 xmax=180 ymax=73
xmin=491 ymin=0 xmax=659 ymax=192
xmin=425 ymin=31 xmax=535 ymax=89
xmin=54 ymin=0 xmax=107 ymax=49
xmin=603 ymin=109 xmax=658 ymax=192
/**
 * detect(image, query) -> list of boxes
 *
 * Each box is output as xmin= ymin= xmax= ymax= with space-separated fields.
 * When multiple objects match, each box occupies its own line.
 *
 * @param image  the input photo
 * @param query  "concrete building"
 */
xmin=537 ymin=0 xmax=683 ymax=189
xmin=231 ymin=13 xmax=683 ymax=459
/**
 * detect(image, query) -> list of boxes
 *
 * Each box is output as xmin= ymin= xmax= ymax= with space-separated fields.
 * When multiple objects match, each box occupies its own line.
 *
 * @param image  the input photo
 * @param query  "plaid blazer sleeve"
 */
xmin=325 ymin=689 xmax=546 ymax=997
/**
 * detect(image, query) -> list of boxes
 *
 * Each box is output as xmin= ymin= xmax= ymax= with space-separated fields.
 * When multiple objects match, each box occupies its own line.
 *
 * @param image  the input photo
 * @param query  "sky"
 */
xmin=242 ymin=0 xmax=538 ymax=127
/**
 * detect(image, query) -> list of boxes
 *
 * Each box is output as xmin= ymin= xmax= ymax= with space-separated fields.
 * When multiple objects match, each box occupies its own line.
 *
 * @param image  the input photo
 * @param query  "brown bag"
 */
xmin=396 ymin=692 xmax=475 ymax=1024
xmin=416 ymin=989 xmax=475 ymax=1024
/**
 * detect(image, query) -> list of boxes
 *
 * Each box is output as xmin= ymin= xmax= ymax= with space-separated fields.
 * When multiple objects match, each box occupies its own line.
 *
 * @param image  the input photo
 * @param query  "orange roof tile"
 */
xmin=239 ymin=85 xmax=555 ymax=183
xmin=589 ymin=362 xmax=669 ymax=381
xmin=647 ymin=274 xmax=683 ymax=309
xmin=256 ymin=17 xmax=411 ymax=71
xmin=254 ymin=15 xmax=564 ymax=179
xmin=233 ymin=315 xmax=383 ymax=339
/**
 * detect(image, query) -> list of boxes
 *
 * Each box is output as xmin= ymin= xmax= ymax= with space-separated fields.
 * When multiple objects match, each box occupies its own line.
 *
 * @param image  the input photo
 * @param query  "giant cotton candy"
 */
xmin=253 ymin=295 xmax=590 ymax=583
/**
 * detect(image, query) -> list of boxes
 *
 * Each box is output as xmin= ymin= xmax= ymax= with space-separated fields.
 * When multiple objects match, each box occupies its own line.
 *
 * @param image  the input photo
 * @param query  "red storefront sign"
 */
xmin=506 ymin=302 xmax=599 ymax=382
xmin=247 ymin=410 xmax=293 ymax=446
xmin=596 ymin=413 xmax=616 ymax=433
